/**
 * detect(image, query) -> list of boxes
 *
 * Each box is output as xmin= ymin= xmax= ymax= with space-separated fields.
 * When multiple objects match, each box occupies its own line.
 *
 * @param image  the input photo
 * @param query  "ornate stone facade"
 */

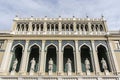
xmin=0 ymin=16 xmax=120 ymax=80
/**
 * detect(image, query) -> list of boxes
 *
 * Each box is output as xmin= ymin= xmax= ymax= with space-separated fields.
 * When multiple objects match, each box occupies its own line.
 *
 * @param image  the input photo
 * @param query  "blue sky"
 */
xmin=0 ymin=0 xmax=120 ymax=31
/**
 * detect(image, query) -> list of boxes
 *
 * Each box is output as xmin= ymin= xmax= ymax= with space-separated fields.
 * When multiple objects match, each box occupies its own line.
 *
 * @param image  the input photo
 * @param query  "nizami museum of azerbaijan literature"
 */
xmin=0 ymin=16 xmax=120 ymax=80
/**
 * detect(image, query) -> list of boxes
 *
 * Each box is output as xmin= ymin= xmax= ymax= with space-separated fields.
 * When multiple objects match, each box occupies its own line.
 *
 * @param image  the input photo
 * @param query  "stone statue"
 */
xmin=66 ymin=58 xmax=72 ymax=72
xmin=48 ymin=58 xmax=53 ymax=72
xmin=30 ymin=58 xmax=36 ymax=72
xmin=85 ymin=58 xmax=90 ymax=70
xmin=101 ymin=58 xmax=107 ymax=70
xmin=12 ymin=59 xmax=18 ymax=71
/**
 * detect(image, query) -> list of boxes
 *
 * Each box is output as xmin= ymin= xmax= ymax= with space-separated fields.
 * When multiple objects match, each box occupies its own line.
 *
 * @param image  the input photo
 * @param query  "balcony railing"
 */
xmin=11 ymin=31 xmax=108 ymax=36
xmin=0 ymin=76 xmax=120 ymax=80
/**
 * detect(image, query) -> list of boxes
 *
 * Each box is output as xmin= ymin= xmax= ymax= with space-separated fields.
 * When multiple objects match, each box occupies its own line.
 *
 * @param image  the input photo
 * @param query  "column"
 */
xmin=75 ymin=40 xmax=82 ymax=75
xmin=91 ymin=40 xmax=101 ymax=75
xmin=12 ymin=21 xmax=17 ymax=31
xmin=39 ymin=40 xmax=46 ymax=75
xmin=50 ymin=24 xmax=51 ymax=32
xmin=73 ymin=22 xmax=76 ymax=31
xmin=58 ymin=40 xmax=63 ymax=75
xmin=108 ymin=40 xmax=120 ymax=74
xmin=44 ymin=22 xmax=47 ymax=31
xmin=103 ymin=20 xmax=108 ymax=32
xmin=0 ymin=40 xmax=13 ymax=73
xmin=54 ymin=24 xmax=56 ymax=31
xmin=88 ymin=22 xmax=92 ymax=32
xmin=90 ymin=50 xmax=95 ymax=72
xmin=59 ymin=22 xmax=62 ymax=35
xmin=79 ymin=24 xmax=82 ymax=34
xmin=68 ymin=24 xmax=70 ymax=31
xmin=19 ymin=40 xmax=29 ymax=75
xmin=29 ymin=22 xmax=32 ymax=35
xmin=59 ymin=22 xmax=62 ymax=31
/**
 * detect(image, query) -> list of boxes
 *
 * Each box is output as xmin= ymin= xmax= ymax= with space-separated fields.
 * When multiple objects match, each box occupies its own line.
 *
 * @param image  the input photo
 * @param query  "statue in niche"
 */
xmin=101 ymin=58 xmax=108 ymax=70
xmin=12 ymin=59 xmax=18 ymax=71
xmin=66 ymin=58 xmax=72 ymax=72
xmin=48 ymin=58 xmax=53 ymax=72
xmin=85 ymin=58 xmax=90 ymax=70
xmin=30 ymin=58 xmax=36 ymax=72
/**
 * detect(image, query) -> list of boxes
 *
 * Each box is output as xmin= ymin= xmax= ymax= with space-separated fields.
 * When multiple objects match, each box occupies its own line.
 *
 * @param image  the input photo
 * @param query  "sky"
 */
xmin=0 ymin=0 xmax=120 ymax=31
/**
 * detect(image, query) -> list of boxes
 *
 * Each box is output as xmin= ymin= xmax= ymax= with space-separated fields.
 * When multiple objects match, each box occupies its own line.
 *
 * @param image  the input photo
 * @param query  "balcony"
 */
xmin=11 ymin=31 xmax=108 ymax=36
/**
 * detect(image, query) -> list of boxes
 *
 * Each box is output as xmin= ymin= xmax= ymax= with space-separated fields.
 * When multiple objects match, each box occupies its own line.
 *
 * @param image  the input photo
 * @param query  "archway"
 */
xmin=81 ymin=45 xmax=93 ymax=72
xmin=9 ymin=45 xmax=23 ymax=72
xmin=27 ymin=45 xmax=39 ymax=72
xmin=45 ymin=45 xmax=57 ymax=72
xmin=97 ymin=45 xmax=111 ymax=72
xmin=63 ymin=45 xmax=75 ymax=72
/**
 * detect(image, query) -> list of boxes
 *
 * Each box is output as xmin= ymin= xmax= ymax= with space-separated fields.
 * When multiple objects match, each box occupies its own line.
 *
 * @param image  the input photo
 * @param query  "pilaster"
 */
xmin=75 ymin=40 xmax=82 ymax=75
xmin=90 ymin=50 xmax=95 ymax=72
xmin=59 ymin=22 xmax=62 ymax=31
xmin=12 ymin=21 xmax=17 ymax=31
xmin=108 ymin=40 xmax=120 ymax=74
xmin=39 ymin=40 xmax=46 ymax=75
xmin=19 ymin=40 xmax=29 ymax=75
xmin=73 ymin=22 xmax=76 ymax=31
xmin=44 ymin=22 xmax=47 ymax=32
xmin=58 ymin=40 xmax=63 ymax=75
xmin=29 ymin=22 xmax=32 ymax=32
xmin=0 ymin=40 xmax=13 ymax=73
xmin=88 ymin=22 xmax=92 ymax=32
xmin=91 ymin=40 xmax=101 ymax=75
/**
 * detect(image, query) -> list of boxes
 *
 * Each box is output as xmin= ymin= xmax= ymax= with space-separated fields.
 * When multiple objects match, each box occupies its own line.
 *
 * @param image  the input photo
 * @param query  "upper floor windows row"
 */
xmin=16 ymin=23 xmax=105 ymax=32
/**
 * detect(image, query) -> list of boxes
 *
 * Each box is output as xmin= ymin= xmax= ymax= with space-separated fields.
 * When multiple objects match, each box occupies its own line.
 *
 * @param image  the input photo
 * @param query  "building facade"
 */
xmin=0 ymin=16 xmax=120 ymax=80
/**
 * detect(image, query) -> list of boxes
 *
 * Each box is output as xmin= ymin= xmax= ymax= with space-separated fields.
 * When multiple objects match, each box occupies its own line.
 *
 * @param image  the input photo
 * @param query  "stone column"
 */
xmin=91 ymin=40 xmax=101 ymax=75
xmin=59 ymin=22 xmax=62 ymax=31
xmin=29 ymin=22 xmax=32 ymax=32
xmin=88 ymin=22 xmax=92 ymax=32
xmin=39 ymin=40 xmax=46 ymax=75
xmin=90 ymin=50 xmax=95 ymax=72
xmin=12 ymin=21 xmax=17 ymax=31
xmin=19 ymin=40 xmax=29 ymax=75
xmin=0 ymin=40 xmax=13 ymax=73
xmin=73 ymin=22 xmax=76 ymax=31
xmin=50 ymin=24 xmax=51 ymax=32
xmin=75 ymin=40 xmax=82 ymax=75
xmin=58 ymin=40 xmax=63 ymax=75
xmin=43 ymin=22 xmax=47 ymax=35
xmin=108 ymin=40 xmax=120 ymax=74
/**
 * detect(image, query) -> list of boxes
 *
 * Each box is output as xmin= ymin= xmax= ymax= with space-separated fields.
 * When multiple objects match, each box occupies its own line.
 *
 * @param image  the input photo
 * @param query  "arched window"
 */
xmin=9 ymin=45 xmax=23 ymax=72
xmin=81 ymin=24 xmax=84 ymax=31
xmin=85 ymin=24 xmax=88 ymax=31
xmin=51 ymin=24 xmax=54 ymax=31
xmin=47 ymin=24 xmax=50 ymax=31
xmin=45 ymin=45 xmax=57 ymax=72
xmin=27 ymin=45 xmax=40 ymax=72
xmin=96 ymin=25 xmax=98 ymax=31
xmin=26 ymin=24 xmax=28 ymax=31
xmin=76 ymin=24 xmax=79 ymax=31
xmin=70 ymin=24 xmax=73 ymax=31
xmin=62 ymin=24 xmax=64 ymax=31
xmin=100 ymin=25 xmax=103 ymax=31
xmin=55 ymin=24 xmax=58 ymax=31
xmin=21 ymin=24 xmax=24 ymax=31
xmin=97 ymin=45 xmax=111 ymax=72
xmin=91 ymin=25 xmax=94 ymax=31
xmin=32 ymin=24 xmax=35 ymax=31
xmin=66 ymin=24 xmax=69 ymax=31
xmin=63 ymin=45 xmax=75 ymax=72
xmin=36 ymin=24 xmax=39 ymax=31
xmin=41 ymin=24 xmax=43 ymax=31
xmin=80 ymin=45 xmax=93 ymax=72
xmin=17 ymin=24 xmax=20 ymax=31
